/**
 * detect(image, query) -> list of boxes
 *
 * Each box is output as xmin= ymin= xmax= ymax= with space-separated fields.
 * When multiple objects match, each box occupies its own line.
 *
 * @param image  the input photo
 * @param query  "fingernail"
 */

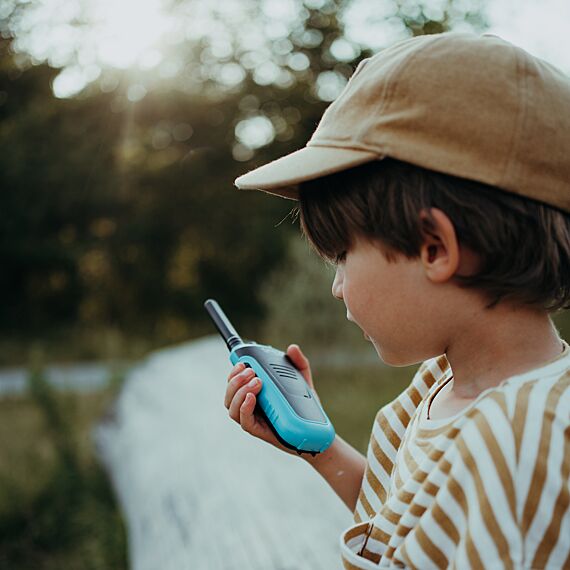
xmin=248 ymin=378 xmax=258 ymax=387
xmin=241 ymin=368 xmax=254 ymax=378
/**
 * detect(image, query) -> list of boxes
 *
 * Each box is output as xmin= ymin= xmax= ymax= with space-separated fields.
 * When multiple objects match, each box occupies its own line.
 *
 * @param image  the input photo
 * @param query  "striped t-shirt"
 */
xmin=340 ymin=340 xmax=570 ymax=569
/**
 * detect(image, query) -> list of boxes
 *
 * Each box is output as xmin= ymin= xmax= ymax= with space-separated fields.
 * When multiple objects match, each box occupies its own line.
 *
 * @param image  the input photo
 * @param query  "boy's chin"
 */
xmin=371 ymin=342 xmax=414 ymax=367
xmin=371 ymin=344 xmax=389 ymax=365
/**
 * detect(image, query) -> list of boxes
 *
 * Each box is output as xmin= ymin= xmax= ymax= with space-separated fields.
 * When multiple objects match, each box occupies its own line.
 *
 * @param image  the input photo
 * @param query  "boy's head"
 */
xmin=234 ymin=32 xmax=570 ymax=362
xmin=296 ymin=157 xmax=570 ymax=313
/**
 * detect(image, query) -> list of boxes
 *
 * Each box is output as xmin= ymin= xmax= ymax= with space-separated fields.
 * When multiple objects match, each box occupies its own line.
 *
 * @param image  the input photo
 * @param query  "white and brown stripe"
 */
xmin=341 ymin=343 xmax=570 ymax=569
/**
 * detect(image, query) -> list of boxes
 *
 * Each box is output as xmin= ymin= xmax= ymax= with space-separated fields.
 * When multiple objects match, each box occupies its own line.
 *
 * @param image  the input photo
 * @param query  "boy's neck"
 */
xmin=444 ymin=304 xmax=564 ymax=399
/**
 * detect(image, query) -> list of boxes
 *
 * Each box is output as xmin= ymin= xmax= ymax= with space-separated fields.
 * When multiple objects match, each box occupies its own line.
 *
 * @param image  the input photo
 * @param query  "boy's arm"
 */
xmin=302 ymin=434 xmax=366 ymax=513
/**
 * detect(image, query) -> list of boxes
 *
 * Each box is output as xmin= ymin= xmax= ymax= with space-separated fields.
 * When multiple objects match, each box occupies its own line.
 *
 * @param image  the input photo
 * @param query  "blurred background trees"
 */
xmin=2 ymin=0 xmax=568 ymax=365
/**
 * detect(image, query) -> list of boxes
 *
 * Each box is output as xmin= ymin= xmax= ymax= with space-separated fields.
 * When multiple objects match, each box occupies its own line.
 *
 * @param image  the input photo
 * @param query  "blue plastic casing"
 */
xmin=230 ymin=342 xmax=335 ymax=454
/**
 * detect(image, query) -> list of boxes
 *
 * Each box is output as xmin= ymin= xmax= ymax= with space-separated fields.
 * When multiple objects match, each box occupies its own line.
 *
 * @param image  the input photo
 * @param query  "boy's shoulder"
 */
xmin=413 ymin=341 xmax=570 ymax=416
xmin=405 ymin=346 xmax=570 ymax=451
xmin=484 ymin=342 xmax=570 ymax=421
xmin=408 ymin=353 xmax=451 ymax=397
xmin=447 ymin=344 xmax=570 ymax=474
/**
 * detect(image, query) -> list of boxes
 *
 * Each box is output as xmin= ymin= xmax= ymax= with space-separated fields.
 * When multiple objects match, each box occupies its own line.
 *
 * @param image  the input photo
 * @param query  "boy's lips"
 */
xmin=347 ymin=313 xmax=371 ymax=341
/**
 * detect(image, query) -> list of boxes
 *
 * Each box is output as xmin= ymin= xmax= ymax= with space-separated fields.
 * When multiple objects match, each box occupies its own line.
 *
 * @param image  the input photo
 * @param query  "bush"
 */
xmin=0 ymin=365 xmax=127 ymax=570
xmin=259 ymin=234 xmax=369 ymax=360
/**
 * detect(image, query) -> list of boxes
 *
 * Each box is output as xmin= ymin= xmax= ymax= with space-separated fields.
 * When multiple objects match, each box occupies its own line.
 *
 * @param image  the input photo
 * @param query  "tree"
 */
xmin=0 ymin=0 xmax=488 ymax=350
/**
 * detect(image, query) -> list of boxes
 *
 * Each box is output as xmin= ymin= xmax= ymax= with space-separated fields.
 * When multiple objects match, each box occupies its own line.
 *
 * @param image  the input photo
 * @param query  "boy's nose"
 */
xmin=331 ymin=269 xmax=343 ymax=300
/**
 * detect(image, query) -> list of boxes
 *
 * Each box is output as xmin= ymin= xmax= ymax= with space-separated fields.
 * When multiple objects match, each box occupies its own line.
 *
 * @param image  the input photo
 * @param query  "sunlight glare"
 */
xmin=90 ymin=0 xmax=171 ymax=69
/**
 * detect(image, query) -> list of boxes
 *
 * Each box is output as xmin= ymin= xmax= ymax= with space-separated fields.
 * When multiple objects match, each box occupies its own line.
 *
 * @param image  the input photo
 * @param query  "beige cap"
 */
xmin=234 ymin=32 xmax=570 ymax=212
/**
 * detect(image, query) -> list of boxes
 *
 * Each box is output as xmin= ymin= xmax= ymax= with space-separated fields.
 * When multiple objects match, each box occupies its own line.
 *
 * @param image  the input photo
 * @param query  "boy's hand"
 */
xmin=223 ymin=343 xmax=321 ymax=455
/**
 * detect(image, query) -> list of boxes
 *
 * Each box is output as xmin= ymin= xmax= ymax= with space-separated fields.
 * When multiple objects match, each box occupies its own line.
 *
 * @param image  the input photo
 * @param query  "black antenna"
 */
xmin=203 ymin=299 xmax=244 ymax=351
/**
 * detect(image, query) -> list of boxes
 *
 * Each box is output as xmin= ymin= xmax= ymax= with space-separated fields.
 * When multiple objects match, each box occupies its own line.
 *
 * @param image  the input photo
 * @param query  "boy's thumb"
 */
xmin=287 ymin=344 xmax=306 ymax=364
xmin=287 ymin=344 xmax=313 ymax=387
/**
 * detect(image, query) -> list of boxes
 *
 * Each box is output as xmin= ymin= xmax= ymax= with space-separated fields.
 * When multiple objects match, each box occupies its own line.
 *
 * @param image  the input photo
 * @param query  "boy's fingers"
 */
xmin=227 ymin=362 xmax=245 ymax=381
xmin=239 ymin=393 xmax=256 ymax=431
xmin=287 ymin=343 xmax=305 ymax=357
xmin=287 ymin=344 xmax=307 ymax=365
xmin=228 ymin=378 xmax=262 ymax=421
xmin=224 ymin=367 xmax=255 ymax=408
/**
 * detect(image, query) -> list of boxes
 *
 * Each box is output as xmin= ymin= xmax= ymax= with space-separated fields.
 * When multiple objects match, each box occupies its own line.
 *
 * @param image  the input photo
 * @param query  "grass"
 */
xmin=0 ymin=368 xmax=128 ymax=570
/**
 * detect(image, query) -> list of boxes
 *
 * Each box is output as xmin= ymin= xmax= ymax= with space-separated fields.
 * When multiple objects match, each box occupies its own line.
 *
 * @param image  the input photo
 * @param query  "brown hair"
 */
xmin=292 ymin=158 xmax=570 ymax=312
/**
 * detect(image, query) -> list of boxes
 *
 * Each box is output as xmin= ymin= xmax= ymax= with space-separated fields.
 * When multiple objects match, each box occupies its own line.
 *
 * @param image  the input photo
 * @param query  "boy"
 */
xmin=224 ymin=32 xmax=570 ymax=568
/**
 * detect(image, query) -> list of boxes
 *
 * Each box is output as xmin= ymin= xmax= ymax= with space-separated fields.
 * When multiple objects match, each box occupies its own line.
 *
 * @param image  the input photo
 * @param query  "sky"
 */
xmin=344 ymin=0 xmax=570 ymax=74
xmin=484 ymin=0 xmax=570 ymax=73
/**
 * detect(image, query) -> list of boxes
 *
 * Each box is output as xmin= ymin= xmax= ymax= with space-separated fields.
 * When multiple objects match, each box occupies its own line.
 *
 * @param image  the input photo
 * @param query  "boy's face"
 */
xmin=330 ymin=208 xmax=486 ymax=366
xmin=331 ymin=233 xmax=437 ymax=366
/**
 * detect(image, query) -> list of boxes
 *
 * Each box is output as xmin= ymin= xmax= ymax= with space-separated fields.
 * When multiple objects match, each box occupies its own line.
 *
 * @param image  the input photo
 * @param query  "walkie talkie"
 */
xmin=204 ymin=299 xmax=335 ymax=456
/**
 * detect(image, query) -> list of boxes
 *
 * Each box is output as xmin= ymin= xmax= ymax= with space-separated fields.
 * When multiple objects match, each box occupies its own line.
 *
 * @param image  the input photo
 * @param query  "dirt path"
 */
xmin=94 ymin=335 xmax=351 ymax=570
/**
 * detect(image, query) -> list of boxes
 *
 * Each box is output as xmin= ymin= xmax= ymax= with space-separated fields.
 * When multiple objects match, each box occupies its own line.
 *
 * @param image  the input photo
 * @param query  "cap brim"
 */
xmin=234 ymin=145 xmax=381 ymax=200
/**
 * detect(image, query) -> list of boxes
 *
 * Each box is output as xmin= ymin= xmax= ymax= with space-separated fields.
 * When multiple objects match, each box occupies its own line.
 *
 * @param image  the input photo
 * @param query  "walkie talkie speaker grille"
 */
xmin=269 ymin=362 xmax=307 ymax=396
xmin=270 ymin=363 xmax=298 ymax=379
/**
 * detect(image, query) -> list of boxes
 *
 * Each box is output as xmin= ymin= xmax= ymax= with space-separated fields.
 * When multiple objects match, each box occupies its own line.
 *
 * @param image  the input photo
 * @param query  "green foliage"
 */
xmin=0 ymin=367 xmax=127 ymax=570
xmin=260 ymin=234 xmax=369 ymax=353
xmin=553 ymin=311 xmax=570 ymax=342
xmin=0 ymin=0 xmax=475 ymax=357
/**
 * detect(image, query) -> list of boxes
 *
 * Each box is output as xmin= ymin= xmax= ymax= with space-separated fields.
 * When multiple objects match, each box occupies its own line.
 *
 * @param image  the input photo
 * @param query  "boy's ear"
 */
xmin=418 ymin=208 xmax=460 ymax=283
